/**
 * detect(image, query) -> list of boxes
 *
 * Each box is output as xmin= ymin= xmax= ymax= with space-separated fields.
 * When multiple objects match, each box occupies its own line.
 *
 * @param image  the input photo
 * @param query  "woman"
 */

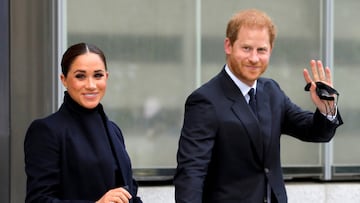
xmin=24 ymin=43 xmax=142 ymax=203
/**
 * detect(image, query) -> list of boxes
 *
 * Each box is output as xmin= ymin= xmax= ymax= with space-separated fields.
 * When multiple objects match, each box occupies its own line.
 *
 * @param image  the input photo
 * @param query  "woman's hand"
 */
xmin=96 ymin=187 xmax=132 ymax=203
xmin=303 ymin=60 xmax=336 ymax=115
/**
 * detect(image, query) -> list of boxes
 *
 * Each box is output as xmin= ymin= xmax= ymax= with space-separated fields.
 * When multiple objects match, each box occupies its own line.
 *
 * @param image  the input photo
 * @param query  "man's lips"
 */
xmin=245 ymin=65 xmax=259 ymax=70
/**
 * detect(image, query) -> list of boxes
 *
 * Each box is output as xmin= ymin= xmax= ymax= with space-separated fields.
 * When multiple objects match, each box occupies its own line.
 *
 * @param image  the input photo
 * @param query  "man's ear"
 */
xmin=224 ymin=38 xmax=232 ymax=55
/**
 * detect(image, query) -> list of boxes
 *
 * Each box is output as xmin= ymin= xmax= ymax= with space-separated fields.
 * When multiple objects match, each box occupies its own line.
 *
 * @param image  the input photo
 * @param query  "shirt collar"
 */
xmin=224 ymin=64 xmax=257 ymax=97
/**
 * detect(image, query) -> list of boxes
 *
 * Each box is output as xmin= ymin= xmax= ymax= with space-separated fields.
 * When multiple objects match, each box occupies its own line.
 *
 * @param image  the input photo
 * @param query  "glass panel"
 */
xmin=333 ymin=0 xmax=360 ymax=166
xmin=67 ymin=0 xmax=324 ymax=172
xmin=67 ymin=0 xmax=196 ymax=168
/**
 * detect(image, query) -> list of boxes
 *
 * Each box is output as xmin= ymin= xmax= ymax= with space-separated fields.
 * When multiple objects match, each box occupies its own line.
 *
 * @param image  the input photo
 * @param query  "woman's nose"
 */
xmin=85 ymin=78 xmax=96 ymax=89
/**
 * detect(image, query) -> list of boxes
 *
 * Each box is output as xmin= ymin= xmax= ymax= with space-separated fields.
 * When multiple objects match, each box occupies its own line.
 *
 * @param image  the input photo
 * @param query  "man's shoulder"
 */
xmin=195 ymin=73 xmax=225 ymax=96
xmin=258 ymin=77 xmax=277 ymax=84
xmin=258 ymin=77 xmax=282 ymax=89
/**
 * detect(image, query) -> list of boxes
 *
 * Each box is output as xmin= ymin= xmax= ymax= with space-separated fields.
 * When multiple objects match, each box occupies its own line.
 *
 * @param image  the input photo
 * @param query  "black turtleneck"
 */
xmin=62 ymin=91 xmax=124 ymax=187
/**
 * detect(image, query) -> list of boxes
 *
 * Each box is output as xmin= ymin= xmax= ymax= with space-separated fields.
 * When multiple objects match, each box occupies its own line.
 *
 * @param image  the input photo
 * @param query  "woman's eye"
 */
xmin=94 ymin=73 xmax=104 ymax=78
xmin=75 ymin=74 xmax=86 ymax=79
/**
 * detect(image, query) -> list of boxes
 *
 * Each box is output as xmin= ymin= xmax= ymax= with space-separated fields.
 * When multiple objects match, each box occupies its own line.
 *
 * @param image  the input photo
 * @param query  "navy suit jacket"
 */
xmin=24 ymin=93 xmax=142 ymax=203
xmin=174 ymin=68 xmax=343 ymax=203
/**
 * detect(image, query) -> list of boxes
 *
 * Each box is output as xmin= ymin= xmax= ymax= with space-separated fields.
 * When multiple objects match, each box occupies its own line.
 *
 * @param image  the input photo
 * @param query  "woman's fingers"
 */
xmin=97 ymin=187 xmax=132 ymax=203
xmin=112 ymin=187 xmax=132 ymax=203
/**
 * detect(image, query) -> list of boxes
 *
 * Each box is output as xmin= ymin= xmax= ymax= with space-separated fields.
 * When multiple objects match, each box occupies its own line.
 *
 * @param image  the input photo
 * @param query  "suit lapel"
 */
xmin=219 ymin=69 xmax=264 ymax=163
xmin=231 ymin=103 xmax=264 ymax=163
xmin=256 ymin=80 xmax=273 ymax=153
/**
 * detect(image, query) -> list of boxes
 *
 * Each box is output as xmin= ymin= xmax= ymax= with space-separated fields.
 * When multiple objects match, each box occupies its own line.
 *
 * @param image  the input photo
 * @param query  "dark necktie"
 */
xmin=249 ymin=89 xmax=271 ymax=202
xmin=248 ymin=88 xmax=257 ymax=116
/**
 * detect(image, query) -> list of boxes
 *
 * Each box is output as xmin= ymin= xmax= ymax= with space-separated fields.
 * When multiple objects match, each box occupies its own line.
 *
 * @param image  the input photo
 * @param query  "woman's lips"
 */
xmin=83 ymin=93 xmax=98 ymax=99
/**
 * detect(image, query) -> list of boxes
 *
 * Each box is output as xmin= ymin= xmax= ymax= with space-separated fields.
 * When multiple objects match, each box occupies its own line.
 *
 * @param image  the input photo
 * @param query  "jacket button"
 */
xmin=264 ymin=168 xmax=269 ymax=173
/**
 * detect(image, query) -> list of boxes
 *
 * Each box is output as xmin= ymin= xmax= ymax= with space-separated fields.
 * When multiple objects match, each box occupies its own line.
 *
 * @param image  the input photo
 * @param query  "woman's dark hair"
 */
xmin=61 ymin=42 xmax=107 ymax=76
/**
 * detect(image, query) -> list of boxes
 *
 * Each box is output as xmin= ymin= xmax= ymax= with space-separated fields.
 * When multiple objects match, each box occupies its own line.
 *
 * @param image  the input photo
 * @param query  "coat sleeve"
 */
xmin=24 ymin=119 xmax=93 ymax=203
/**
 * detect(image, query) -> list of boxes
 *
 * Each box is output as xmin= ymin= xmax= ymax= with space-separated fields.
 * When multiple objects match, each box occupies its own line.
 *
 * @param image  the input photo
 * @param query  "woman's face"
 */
xmin=60 ymin=52 xmax=108 ymax=109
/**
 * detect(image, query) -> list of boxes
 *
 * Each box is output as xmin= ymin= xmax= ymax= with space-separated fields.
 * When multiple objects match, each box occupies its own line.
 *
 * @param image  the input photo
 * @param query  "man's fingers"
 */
xmin=324 ymin=66 xmax=333 ymax=86
xmin=303 ymin=68 xmax=312 ymax=84
xmin=310 ymin=60 xmax=319 ymax=81
xmin=316 ymin=60 xmax=326 ymax=81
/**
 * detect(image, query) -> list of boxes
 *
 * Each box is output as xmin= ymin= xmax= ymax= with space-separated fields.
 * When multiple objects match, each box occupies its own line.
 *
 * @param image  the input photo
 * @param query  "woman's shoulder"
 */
xmin=27 ymin=107 xmax=69 ymax=134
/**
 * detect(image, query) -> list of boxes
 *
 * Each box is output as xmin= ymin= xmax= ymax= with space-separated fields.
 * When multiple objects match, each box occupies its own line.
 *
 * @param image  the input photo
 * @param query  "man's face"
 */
xmin=224 ymin=26 xmax=272 ymax=86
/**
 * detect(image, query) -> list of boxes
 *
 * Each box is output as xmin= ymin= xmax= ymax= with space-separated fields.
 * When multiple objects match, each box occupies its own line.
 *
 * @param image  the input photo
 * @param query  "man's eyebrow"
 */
xmin=258 ymin=46 xmax=269 ymax=50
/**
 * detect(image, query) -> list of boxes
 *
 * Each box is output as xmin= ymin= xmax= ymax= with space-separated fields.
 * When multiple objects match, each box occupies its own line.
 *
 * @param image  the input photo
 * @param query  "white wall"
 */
xmin=138 ymin=183 xmax=360 ymax=203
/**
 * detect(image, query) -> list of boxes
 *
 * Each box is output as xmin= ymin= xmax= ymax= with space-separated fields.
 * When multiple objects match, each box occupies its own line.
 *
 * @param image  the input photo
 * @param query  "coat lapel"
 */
xmin=104 ymin=119 xmax=130 ymax=187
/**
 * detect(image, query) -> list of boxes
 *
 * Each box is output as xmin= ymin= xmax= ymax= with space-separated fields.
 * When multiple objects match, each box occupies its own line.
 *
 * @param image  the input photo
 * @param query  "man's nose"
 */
xmin=249 ymin=51 xmax=260 ymax=63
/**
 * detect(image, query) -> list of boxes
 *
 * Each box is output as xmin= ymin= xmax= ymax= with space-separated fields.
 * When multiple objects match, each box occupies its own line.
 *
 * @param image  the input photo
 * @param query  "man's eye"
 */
xmin=259 ymin=49 xmax=267 ymax=54
xmin=258 ymin=48 xmax=268 ymax=54
xmin=243 ymin=47 xmax=251 ymax=51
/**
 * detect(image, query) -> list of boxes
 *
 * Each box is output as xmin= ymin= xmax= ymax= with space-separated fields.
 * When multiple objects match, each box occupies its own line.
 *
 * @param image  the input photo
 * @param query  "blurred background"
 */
xmin=2 ymin=0 xmax=360 ymax=202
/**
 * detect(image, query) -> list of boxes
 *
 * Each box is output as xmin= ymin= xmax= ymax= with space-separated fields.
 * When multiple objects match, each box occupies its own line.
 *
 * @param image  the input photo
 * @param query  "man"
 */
xmin=174 ymin=9 xmax=343 ymax=203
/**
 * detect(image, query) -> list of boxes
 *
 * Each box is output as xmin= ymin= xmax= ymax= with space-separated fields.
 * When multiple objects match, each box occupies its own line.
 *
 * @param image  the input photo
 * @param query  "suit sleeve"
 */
xmin=174 ymin=92 xmax=218 ymax=203
xmin=282 ymin=95 xmax=343 ymax=142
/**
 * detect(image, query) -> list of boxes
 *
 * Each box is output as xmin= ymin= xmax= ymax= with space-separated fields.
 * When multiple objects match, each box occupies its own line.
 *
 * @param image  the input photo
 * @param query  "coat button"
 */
xmin=264 ymin=168 xmax=269 ymax=173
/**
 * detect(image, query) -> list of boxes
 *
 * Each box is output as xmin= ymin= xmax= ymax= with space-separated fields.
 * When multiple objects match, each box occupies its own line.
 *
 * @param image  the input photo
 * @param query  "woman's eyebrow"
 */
xmin=73 ymin=69 xmax=86 ymax=74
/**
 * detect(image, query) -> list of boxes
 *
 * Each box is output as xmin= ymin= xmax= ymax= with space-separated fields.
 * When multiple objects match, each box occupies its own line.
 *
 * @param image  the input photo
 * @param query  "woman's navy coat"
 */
xmin=24 ymin=93 xmax=142 ymax=203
